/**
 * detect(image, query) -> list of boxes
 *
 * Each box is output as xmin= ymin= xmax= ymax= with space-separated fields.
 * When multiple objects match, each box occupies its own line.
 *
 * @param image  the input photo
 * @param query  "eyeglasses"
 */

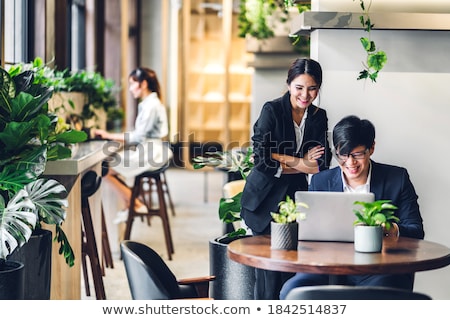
xmin=335 ymin=149 xmax=369 ymax=161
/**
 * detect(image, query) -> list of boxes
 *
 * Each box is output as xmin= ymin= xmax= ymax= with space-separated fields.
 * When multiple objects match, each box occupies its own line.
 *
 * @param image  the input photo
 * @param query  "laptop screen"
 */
xmin=295 ymin=191 xmax=375 ymax=242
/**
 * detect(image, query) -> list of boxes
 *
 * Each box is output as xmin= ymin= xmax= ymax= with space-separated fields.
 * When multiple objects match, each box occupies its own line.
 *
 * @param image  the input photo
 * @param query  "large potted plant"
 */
xmin=192 ymin=148 xmax=256 ymax=299
xmin=353 ymin=199 xmax=399 ymax=253
xmin=0 ymin=65 xmax=87 ymax=299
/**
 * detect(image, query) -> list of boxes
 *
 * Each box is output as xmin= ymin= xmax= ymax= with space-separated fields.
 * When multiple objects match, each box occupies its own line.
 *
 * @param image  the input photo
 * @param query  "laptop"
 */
xmin=295 ymin=191 xmax=375 ymax=242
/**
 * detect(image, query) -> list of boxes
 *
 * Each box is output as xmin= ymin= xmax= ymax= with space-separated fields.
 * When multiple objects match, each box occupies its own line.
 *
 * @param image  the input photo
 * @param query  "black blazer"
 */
xmin=309 ymin=160 xmax=425 ymax=239
xmin=241 ymin=92 xmax=331 ymax=233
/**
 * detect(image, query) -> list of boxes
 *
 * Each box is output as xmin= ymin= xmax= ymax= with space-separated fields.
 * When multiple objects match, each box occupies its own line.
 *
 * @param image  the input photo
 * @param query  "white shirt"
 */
xmin=294 ymin=107 xmax=308 ymax=154
xmin=342 ymin=161 xmax=372 ymax=193
xmin=275 ymin=108 xmax=308 ymax=178
xmin=127 ymin=92 xmax=168 ymax=143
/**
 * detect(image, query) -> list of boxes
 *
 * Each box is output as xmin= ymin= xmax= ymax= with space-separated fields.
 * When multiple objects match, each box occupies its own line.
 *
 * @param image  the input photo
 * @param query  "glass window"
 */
xmin=2 ymin=0 xmax=28 ymax=68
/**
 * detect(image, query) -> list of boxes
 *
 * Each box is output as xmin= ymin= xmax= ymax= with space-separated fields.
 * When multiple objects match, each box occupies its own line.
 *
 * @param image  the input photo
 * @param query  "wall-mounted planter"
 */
xmin=245 ymin=35 xmax=309 ymax=69
xmin=246 ymin=35 xmax=296 ymax=53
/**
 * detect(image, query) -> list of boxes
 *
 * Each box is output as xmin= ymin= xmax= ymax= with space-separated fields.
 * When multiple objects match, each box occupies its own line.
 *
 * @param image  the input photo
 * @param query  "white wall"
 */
xmin=308 ymin=0 xmax=450 ymax=299
xmin=315 ymin=0 xmax=450 ymax=13
xmin=250 ymin=69 xmax=288 ymax=132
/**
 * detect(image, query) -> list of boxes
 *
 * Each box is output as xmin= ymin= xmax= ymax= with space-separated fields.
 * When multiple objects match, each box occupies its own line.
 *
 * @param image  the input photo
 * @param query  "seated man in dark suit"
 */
xmin=279 ymin=115 xmax=425 ymax=299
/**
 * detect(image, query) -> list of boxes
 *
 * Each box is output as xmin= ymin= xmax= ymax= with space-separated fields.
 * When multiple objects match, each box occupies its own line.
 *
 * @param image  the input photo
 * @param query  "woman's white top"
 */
xmin=111 ymin=92 xmax=171 ymax=185
xmin=127 ymin=92 xmax=168 ymax=143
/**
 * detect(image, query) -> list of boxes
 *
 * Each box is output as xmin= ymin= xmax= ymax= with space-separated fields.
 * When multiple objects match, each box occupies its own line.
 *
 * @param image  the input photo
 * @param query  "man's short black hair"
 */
xmin=332 ymin=115 xmax=375 ymax=154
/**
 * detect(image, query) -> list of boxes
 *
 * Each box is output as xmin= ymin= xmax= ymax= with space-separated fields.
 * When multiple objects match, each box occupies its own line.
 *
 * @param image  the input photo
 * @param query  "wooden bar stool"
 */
xmin=100 ymin=163 xmax=114 ymax=272
xmin=121 ymin=163 xmax=175 ymax=260
xmin=101 ymin=205 xmax=114 ymax=272
xmin=161 ymin=170 xmax=176 ymax=217
xmin=81 ymin=170 xmax=106 ymax=300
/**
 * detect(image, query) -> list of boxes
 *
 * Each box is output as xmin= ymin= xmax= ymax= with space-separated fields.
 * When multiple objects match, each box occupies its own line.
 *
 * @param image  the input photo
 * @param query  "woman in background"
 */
xmin=93 ymin=67 xmax=170 ymax=223
xmin=240 ymin=58 xmax=332 ymax=299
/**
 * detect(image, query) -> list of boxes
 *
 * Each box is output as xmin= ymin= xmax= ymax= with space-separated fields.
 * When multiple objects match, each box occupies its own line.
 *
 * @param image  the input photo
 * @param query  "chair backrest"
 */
xmin=284 ymin=285 xmax=432 ymax=300
xmin=120 ymin=241 xmax=181 ymax=299
xmin=81 ymin=170 xmax=101 ymax=198
xmin=222 ymin=180 xmax=246 ymax=198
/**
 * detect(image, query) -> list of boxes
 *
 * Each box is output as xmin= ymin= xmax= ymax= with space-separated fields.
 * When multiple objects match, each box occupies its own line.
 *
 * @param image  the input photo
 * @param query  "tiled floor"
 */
xmin=82 ymin=167 xmax=225 ymax=300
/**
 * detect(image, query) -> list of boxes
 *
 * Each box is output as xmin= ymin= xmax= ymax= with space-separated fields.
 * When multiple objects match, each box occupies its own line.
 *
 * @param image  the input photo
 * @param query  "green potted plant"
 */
xmin=353 ymin=199 xmax=399 ymax=252
xmin=62 ymin=68 xmax=118 ymax=124
xmin=9 ymin=57 xmax=119 ymax=129
xmin=270 ymin=195 xmax=307 ymax=250
xmin=0 ymin=65 xmax=87 ymax=299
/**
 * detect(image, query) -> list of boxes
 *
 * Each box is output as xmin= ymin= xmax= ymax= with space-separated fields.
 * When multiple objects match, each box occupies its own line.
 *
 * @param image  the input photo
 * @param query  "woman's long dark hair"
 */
xmin=129 ymin=67 xmax=162 ymax=99
xmin=286 ymin=58 xmax=323 ymax=88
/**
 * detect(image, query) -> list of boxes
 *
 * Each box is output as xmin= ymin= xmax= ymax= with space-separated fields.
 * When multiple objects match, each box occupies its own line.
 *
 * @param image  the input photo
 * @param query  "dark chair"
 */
xmin=120 ymin=240 xmax=215 ymax=300
xmin=284 ymin=285 xmax=432 ymax=300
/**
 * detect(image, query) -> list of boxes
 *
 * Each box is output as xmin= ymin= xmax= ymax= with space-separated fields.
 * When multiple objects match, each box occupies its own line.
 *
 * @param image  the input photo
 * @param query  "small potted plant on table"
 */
xmin=270 ymin=195 xmax=307 ymax=250
xmin=353 ymin=199 xmax=400 ymax=253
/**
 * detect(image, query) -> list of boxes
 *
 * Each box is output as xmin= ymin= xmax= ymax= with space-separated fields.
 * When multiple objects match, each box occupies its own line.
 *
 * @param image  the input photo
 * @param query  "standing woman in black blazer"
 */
xmin=241 ymin=58 xmax=332 ymax=299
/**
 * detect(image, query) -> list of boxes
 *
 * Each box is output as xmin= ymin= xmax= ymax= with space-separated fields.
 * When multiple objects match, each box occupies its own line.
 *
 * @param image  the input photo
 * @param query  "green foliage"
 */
xmin=238 ymin=0 xmax=310 ymax=40
xmin=63 ymin=69 xmax=118 ymax=120
xmin=271 ymin=195 xmax=307 ymax=224
xmin=106 ymin=106 xmax=125 ymax=121
xmin=353 ymin=199 xmax=400 ymax=230
xmin=192 ymin=147 xmax=253 ymax=180
xmin=0 ymin=188 xmax=37 ymax=261
xmin=193 ymin=148 xmax=254 ymax=238
xmin=354 ymin=0 xmax=388 ymax=82
xmin=0 ymin=65 xmax=87 ymax=266
xmin=9 ymin=57 xmax=119 ymax=123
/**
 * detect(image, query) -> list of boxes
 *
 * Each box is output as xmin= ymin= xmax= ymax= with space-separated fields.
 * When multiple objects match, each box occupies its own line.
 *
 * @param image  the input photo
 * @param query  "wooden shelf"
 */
xmin=182 ymin=0 xmax=253 ymax=164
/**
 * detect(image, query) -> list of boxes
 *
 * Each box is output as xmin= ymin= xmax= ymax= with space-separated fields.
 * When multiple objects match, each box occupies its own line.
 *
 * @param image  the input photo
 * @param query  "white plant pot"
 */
xmin=354 ymin=225 xmax=383 ymax=253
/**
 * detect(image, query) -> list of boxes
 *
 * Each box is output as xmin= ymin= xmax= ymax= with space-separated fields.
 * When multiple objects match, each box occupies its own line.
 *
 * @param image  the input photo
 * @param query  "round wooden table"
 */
xmin=227 ymin=235 xmax=450 ymax=275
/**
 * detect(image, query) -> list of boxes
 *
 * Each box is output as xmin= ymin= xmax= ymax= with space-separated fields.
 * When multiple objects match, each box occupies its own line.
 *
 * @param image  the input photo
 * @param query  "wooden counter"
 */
xmin=44 ymin=140 xmax=108 ymax=299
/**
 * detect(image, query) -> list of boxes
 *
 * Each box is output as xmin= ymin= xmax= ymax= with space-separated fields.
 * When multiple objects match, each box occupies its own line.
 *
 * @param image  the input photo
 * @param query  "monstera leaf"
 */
xmin=0 ymin=178 xmax=72 ymax=263
xmin=25 ymin=179 xmax=68 ymax=226
xmin=0 ymin=188 xmax=37 ymax=260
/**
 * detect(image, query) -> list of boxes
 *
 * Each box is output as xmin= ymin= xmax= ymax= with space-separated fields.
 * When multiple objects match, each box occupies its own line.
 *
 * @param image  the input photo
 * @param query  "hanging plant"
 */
xmin=355 ymin=0 xmax=388 ymax=82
